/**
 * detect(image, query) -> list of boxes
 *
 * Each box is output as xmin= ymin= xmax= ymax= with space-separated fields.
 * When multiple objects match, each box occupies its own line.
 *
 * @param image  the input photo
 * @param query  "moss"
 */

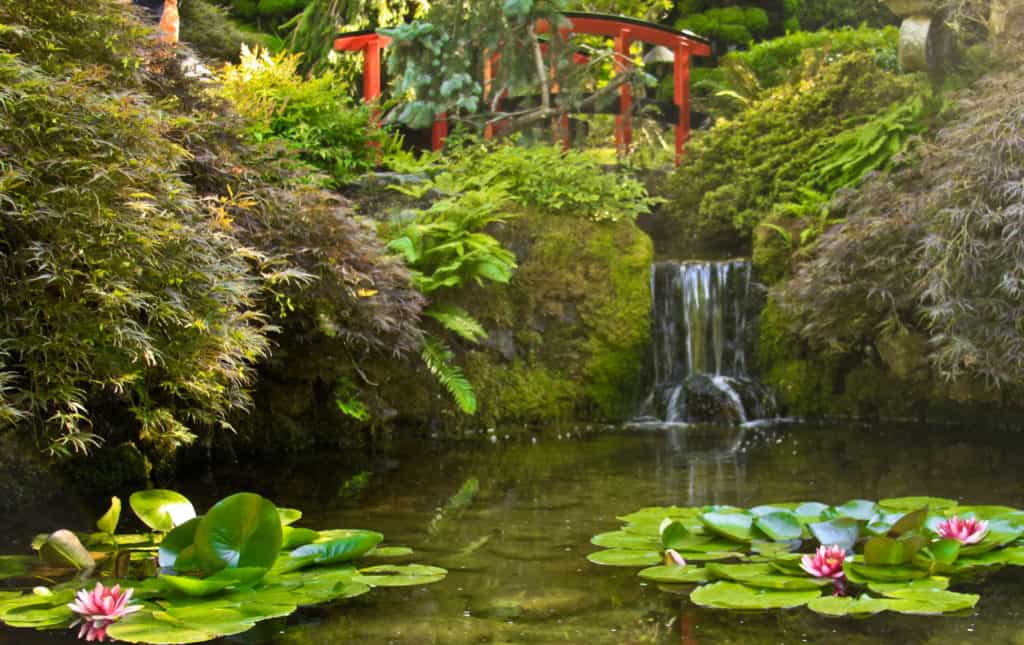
xmin=756 ymin=297 xmax=837 ymax=416
xmin=453 ymin=209 xmax=653 ymax=425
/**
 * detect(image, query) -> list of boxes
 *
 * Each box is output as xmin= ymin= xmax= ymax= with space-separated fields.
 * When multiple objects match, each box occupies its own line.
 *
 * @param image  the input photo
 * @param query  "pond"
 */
xmin=4 ymin=421 xmax=1024 ymax=644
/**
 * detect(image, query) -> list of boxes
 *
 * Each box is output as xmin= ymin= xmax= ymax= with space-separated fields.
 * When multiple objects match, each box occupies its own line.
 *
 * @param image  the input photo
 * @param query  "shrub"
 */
xmin=179 ymin=0 xmax=256 ymax=62
xmin=217 ymin=45 xmax=388 ymax=186
xmin=794 ymin=0 xmax=898 ymax=31
xmin=665 ymin=52 xmax=922 ymax=241
xmin=677 ymin=6 xmax=772 ymax=47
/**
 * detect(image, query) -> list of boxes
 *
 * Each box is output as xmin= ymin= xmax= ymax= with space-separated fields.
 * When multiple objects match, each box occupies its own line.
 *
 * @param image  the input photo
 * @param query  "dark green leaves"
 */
xmin=194 ymin=493 xmax=282 ymax=574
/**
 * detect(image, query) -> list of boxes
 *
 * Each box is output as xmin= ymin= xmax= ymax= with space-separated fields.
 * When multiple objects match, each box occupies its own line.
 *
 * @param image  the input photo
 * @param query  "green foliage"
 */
xmin=421 ymin=337 xmax=477 ymax=414
xmin=593 ymin=499 xmax=1023 ymax=616
xmin=794 ymin=0 xmax=898 ymax=31
xmin=784 ymin=48 xmax=1024 ymax=386
xmin=397 ymin=140 xmax=658 ymax=223
xmin=0 ymin=0 xmax=424 ymax=457
xmin=666 ymin=52 xmax=922 ymax=241
xmin=0 ymin=489 xmax=446 ymax=643
xmin=179 ymin=0 xmax=258 ymax=61
xmin=568 ymin=0 xmax=672 ymax=20
xmin=677 ymin=6 xmax=770 ymax=47
xmin=217 ymin=46 xmax=389 ymax=185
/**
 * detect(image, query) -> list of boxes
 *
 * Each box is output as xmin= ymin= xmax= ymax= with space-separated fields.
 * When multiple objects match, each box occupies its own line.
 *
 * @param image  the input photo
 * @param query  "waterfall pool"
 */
xmin=4 ymin=421 xmax=1024 ymax=644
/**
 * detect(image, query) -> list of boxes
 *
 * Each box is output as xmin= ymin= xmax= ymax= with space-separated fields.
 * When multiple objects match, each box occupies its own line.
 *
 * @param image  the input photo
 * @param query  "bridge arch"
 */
xmin=333 ymin=12 xmax=711 ymax=164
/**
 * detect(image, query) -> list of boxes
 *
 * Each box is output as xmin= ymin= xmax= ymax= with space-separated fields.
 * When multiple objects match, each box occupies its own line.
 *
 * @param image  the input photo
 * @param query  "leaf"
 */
xmin=881 ymin=589 xmax=979 ymax=615
xmin=879 ymin=497 xmax=957 ymax=512
xmin=38 ymin=530 xmax=94 ymax=570
xmin=706 ymin=563 xmax=829 ymax=590
xmin=754 ymin=511 xmax=803 ymax=541
xmin=844 ymin=561 xmax=929 ymax=583
xmin=809 ymin=518 xmax=860 ymax=551
xmin=281 ymin=527 xmax=319 ymax=550
xmin=700 ymin=512 xmax=755 ymax=542
xmin=638 ymin=565 xmax=709 ymax=584
xmin=130 ymin=490 xmax=196 ymax=532
xmin=591 ymin=531 xmax=659 ymax=550
xmin=421 ymin=337 xmax=477 ymax=414
xmin=352 ymin=564 xmax=447 ymax=587
xmin=424 ymin=305 xmax=487 ymax=343
xmin=867 ymin=577 xmax=949 ymax=594
xmin=690 ymin=582 xmax=822 ymax=610
xmin=193 ymin=493 xmax=282 ymax=574
xmin=808 ymin=594 xmax=891 ymax=616
xmin=97 ymin=496 xmax=121 ymax=535
xmin=586 ymin=549 xmax=662 ymax=567
xmin=793 ymin=502 xmax=830 ymax=523
xmin=159 ymin=517 xmax=201 ymax=569
xmin=660 ymin=519 xmax=700 ymax=550
xmin=160 ymin=567 xmax=268 ymax=597
xmin=889 ymin=507 xmax=928 ymax=535
xmin=286 ymin=531 xmax=383 ymax=570
xmin=863 ymin=537 xmax=906 ymax=566
xmin=277 ymin=508 xmax=302 ymax=527
xmin=834 ymin=499 xmax=878 ymax=521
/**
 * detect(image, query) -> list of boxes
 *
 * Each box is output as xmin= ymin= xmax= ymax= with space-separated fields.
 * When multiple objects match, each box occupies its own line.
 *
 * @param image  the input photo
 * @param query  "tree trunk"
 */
xmin=159 ymin=0 xmax=180 ymax=44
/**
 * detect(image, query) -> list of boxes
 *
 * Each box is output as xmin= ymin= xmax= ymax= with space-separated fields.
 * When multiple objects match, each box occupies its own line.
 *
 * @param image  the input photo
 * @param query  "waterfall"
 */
xmin=637 ymin=259 xmax=774 ymax=425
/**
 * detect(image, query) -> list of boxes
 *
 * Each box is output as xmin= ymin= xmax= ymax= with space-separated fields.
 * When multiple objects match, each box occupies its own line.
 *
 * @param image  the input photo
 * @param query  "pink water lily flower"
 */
xmin=800 ymin=545 xmax=847 ymax=579
xmin=664 ymin=549 xmax=687 ymax=567
xmin=68 ymin=582 xmax=142 ymax=642
xmin=936 ymin=516 xmax=989 ymax=545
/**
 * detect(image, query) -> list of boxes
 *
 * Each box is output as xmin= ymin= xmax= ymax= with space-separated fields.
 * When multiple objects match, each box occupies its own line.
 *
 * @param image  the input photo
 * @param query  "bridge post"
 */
xmin=432 ymin=113 xmax=449 ymax=151
xmin=614 ymin=28 xmax=633 ymax=156
xmin=674 ymin=45 xmax=691 ymax=165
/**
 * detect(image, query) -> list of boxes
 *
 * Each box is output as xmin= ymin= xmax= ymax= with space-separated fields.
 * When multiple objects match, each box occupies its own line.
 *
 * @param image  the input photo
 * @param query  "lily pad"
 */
xmin=591 ymin=531 xmax=659 ymax=550
xmin=867 ymin=577 xmax=949 ymax=593
xmin=277 ymin=508 xmax=302 ymax=526
xmin=0 ymin=556 xmax=34 ymax=581
xmin=159 ymin=517 xmax=200 ymax=570
xmin=352 ymin=564 xmax=447 ymax=587
xmin=700 ymin=512 xmax=755 ymax=542
xmin=845 ymin=561 xmax=930 ymax=583
xmin=809 ymin=518 xmax=860 ymax=551
xmin=586 ymin=549 xmax=661 ymax=567
xmin=160 ymin=567 xmax=267 ymax=597
xmin=881 ymin=588 xmax=979 ymax=615
xmin=638 ymin=565 xmax=709 ymax=584
xmin=835 ymin=500 xmax=878 ymax=521
xmin=193 ymin=493 xmax=282 ymax=574
xmin=38 ymin=530 xmax=94 ymax=570
xmin=690 ymin=581 xmax=822 ymax=610
xmin=706 ymin=563 xmax=828 ymax=590
xmin=287 ymin=531 xmax=383 ymax=569
xmin=879 ymin=497 xmax=957 ymax=512
xmin=130 ymin=490 xmax=196 ymax=532
xmin=794 ymin=502 xmax=830 ymax=523
xmin=364 ymin=546 xmax=415 ymax=559
xmin=755 ymin=511 xmax=802 ymax=542
xmin=97 ymin=497 xmax=122 ymax=535
xmin=808 ymin=594 xmax=892 ymax=616
xmin=281 ymin=527 xmax=319 ymax=550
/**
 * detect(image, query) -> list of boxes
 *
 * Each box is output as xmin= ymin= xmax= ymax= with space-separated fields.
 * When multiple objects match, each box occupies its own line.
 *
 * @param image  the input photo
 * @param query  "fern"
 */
xmin=425 ymin=305 xmax=488 ymax=343
xmin=421 ymin=337 xmax=477 ymax=415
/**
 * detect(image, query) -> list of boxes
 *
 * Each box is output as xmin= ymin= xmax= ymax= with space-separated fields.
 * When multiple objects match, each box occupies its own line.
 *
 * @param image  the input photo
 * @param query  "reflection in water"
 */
xmin=4 ymin=422 xmax=1024 ymax=644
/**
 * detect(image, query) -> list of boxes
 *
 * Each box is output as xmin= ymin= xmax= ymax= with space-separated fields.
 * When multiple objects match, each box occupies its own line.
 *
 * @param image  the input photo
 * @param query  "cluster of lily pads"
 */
xmin=0 ymin=490 xmax=446 ymax=643
xmin=588 ymin=496 xmax=1024 ymax=616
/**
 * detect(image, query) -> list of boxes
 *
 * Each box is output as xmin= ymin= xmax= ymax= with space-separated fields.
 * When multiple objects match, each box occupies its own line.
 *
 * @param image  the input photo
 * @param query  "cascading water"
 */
xmin=637 ymin=259 xmax=775 ymax=425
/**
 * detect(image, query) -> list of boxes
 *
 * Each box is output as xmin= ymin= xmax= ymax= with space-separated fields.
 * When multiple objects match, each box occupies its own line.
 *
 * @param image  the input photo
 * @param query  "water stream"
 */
xmin=639 ymin=260 xmax=772 ymax=424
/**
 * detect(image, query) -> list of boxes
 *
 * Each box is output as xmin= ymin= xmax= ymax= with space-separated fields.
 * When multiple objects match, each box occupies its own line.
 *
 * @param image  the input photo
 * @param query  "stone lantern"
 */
xmin=883 ymin=1 xmax=957 ymax=71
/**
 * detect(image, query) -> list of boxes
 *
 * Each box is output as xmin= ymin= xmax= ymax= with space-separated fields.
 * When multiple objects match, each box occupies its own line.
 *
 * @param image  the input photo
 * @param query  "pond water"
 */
xmin=5 ymin=421 xmax=1024 ymax=644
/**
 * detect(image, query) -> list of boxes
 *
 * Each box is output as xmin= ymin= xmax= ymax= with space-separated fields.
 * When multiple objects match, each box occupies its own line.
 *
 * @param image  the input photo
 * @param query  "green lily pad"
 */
xmin=867 ymin=577 xmax=949 ymax=593
xmin=809 ymin=518 xmax=860 ymax=551
xmin=0 ymin=555 xmax=34 ymax=581
xmin=706 ymin=563 xmax=829 ymax=590
xmin=755 ymin=511 xmax=802 ymax=542
xmin=637 ymin=565 xmax=709 ymax=584
xmin=881 ymin=588 xmax=979 ymax=615
xmin=953 ymin=505 xmax=1017 ymax=519
xmin=193 ymin=493 xmax=282 ymax=574
xmin=845 ymin=561 xmax=930 ymax=583
xmin=660 ymin=519 xmax=698 ymax=550
xmin=160 ymin=567 xmax=267 ymax=597
xmin=616 ymin=507 xmax=701 ymax=524
xmin=97 ymin=496 xmax=122 ymax=535
xmin=281 ymin=527 xmax=319 ymax=550
xmin=808 ymin=594 xmax=892 ymax=616
xmin=352 ymin=564 xmax=447 ymax=587
xmin=159 ymin=517 xmax=200 ymax=570
xmin=106 ymin=607 xmax=256 ymax=644
xmin=287 ymin=531 xmax=383 ymax=569
xmin=586 ymin=549 xmax=661 ymax=567
xmin=879 ymin=497 xmax=957 ymax=512
xmin=277 ymin=508 xmax=302 ymax=526
xmin=38 ymin=530 xmax=94 ymax=570
xmin=363 ymin=546 xmax=415 ymax=559
xmin=700 ymin=512 xmax=755 ymax=542
xmin=794 ymin=502 xmax=830 ymax=523
xmin=130 ymin=490 xmax=196 ymax=532
xmin=690 ymin=581 xmax=822 ymax=610
xmin=591 ymin=531 xmax=659 ymax=550
xmin=959 ymin=516 xmax=1024 ymax=557
xmin=835 ymin=500 xmax=878 ymax=521
xmin=889 ymin=508 xmax=928 ymax=535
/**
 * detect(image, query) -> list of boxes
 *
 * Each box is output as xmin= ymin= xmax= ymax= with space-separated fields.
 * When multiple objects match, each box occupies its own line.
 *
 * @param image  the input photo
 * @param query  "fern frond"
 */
xmin=425 ymin=305 xmax=488 ymax=343
xmin=421 ymin=337 xmax=477 ymax=414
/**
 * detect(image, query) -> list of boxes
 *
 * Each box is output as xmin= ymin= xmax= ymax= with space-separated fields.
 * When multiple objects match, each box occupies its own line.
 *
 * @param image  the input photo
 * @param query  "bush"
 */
xmin=217 ymin=46 xmax=388 ymax=186
xmin=0 ymin=0 xmax=423 ymax=458
xmin=665 ymin=52 xmax=922 ymax=242
xmin=179 ymin=0 xmax=256 ymax=62
xmin=794 ymin=0 xmax=898 ymax=31
xmin=401 ymin=139 xmax=659 ymax=223
xmin=783 ymin=45 xmax=1024 ymax=387
xmin=677 ymin=6 xmax=772 ymax=47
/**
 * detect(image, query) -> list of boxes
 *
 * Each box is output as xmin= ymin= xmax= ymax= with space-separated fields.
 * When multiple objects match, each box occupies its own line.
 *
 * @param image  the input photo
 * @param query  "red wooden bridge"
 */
xmin=334 ymin=12 xmax=711 ymax=164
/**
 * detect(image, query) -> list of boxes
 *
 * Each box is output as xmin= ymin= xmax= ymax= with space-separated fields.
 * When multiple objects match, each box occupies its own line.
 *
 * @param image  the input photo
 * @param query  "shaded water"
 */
xmin=5 ymin=422 xmax=1024 ymax=644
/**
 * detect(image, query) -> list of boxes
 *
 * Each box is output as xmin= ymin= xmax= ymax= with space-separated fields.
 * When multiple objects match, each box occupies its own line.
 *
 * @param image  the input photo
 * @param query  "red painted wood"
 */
xmin=432 ymin=114 xmax=448 ymax=151
xmin=333 ymin=33 xmax=391 ymax=52
xmin=614 ymin=29 xmax=633 ymax=155
xmin=537 ymin=15 xmax=711 ymax=56
xmin=674 ymin=45 xmax=691 ymax=165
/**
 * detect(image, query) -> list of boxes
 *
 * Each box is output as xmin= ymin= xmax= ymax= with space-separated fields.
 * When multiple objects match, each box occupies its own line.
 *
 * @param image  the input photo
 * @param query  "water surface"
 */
xmin=5 ymin=422 xmax=1024 ymax=644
